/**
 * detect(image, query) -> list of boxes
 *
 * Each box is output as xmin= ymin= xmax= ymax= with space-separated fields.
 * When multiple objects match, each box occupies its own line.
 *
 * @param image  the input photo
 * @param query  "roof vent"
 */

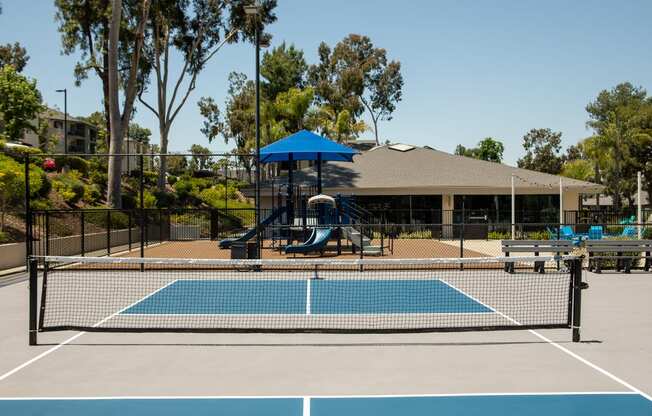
xmin=388 ymin=143 xmax=416 ymax=152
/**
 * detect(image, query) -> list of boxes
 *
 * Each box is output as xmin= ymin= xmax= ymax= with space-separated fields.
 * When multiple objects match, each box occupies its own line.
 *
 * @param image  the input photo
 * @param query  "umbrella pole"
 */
xmin=317 ymin=153 xmax=323 ymax=224
xmin=317 ymin=153 xmax=322 ymax=194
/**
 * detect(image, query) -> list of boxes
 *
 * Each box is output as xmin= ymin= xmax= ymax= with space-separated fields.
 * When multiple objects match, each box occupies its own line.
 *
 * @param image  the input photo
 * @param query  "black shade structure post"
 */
xmin=28 ymin=257 xmax=38 ymax=345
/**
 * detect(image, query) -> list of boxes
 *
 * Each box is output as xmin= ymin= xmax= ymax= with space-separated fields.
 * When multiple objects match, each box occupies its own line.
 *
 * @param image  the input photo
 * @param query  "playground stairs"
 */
xmin=343 ymin=226 xmax=382 ymax=256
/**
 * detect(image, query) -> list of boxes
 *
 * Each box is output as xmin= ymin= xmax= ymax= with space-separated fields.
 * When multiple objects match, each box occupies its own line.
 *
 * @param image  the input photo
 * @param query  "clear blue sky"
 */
xmin=2 ymin=0 xmax=652 ymax=164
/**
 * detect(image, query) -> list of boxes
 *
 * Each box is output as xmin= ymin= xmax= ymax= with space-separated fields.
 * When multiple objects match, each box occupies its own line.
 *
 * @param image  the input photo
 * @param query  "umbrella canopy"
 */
xmin=259 ymin=130 xmax=359 ymax=163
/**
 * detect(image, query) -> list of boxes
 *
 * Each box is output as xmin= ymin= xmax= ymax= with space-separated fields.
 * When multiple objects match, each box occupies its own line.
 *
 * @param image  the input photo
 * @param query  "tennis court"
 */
xmin=0 ymin=256 xmax=650 ymax=415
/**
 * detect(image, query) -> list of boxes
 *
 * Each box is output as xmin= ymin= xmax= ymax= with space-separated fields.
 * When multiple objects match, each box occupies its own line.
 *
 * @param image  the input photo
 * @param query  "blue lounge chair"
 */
xmin=547 ymin=226 xmax=582 ymax=245
xmin=588 ymin=225 xmax=603 ymax=240
xmin=621 ymin=226 xmax=638 ymax=238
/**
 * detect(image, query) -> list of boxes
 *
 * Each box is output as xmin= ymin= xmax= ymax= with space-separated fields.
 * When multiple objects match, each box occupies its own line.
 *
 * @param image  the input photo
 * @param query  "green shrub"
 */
xmin=30 ymin=199 xmax=52 ymax=210
xmin=197 ymin=186 xmax=253 ymax=223
xmin=197 ymin=187 xmax=224 ymax=208
xmin=83 ymin=184 xmax=102 ymax=205
xmin=396 ymin=230 xmax=433 ymax=239
xmin=142 ymin=170 xmax=158 ymax=187
xmin=51 ymin=171 xmax=85 ymax=205
xmin=644 ymin=228 xmax=652 ymax=239
xmin=525 ymin=231 xmax=549 ymax=240
xmin=121 ymin=193 xmax=137 ymax=209
xmin=37 ymin=171 xmax=51 ymax=197
xmin=154 ymin=190 xmax=177 ymax=208
xmin=142 ymin=190 xmax=157 ymax=208
xmin=488 ymin=231 xmax=511 ymax=240
xmin=84 ymin=210 xmax=131 ymax=230
xmin=606 ymin=225 xmax=624 ymax=236
xmin=0 ymin=231 xmax=8 ymax=244
xmin=89 ymin=169 xmax=107 ymax=189
xmin=54 ymin=156 xmax=89 ymax=176
xmin=0 ymin=155 xmax=47 ymax=211
xmin=168 ymin=175 xmax=178 ymax=185
xmin=173 ymin=179 xmax=194 ymax=200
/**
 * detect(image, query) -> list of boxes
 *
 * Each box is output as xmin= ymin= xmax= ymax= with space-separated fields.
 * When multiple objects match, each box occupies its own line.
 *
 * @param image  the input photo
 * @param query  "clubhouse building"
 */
xmin=259 ymin=142 xmax=602 ymax=227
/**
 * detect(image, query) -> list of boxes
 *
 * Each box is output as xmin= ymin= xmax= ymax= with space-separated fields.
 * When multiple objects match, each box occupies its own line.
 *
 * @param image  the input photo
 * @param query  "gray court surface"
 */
xmin=0 ymin=269 xmax=650 ymax=414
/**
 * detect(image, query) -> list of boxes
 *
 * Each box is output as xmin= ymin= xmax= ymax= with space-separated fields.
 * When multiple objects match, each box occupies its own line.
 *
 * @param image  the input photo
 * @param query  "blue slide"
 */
xmin=219 ymin=207 xmax=286 ymax=249
xmin=285 ymin=227 xmax=332 ymax=255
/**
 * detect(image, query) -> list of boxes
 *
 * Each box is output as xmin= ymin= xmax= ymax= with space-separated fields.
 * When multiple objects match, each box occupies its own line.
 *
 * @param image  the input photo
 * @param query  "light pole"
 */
xmin=245 ymin=3 xmax=262 ymax=258
xmin=55 ymin=89 xmax=68 ymax=154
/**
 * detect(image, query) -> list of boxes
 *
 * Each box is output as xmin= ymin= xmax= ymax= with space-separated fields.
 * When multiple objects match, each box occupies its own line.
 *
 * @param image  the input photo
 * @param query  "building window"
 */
xmin=53 ymin=120 xmax=63 ymax=129
xmin=68 ymin=123 xmax=86 ymax=136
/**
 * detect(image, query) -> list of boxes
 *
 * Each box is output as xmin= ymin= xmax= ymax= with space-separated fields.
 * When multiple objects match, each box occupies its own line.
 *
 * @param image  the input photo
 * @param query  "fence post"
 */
xmin=359 ymin=224 xmax=364 ymax=272
xmin=572 ymin=258 xmax=584 ymax=342
xmin=139 ymin=154 xmax=145 ymax=271
xmin=128 ymin=211 xmax=132 ymax=252
xmin=24 ymin=154 xmax=32 ymax=262
xmin=81 ymin=211 xmax=85 ymax=256
xmin=28 ymin=257 xmax=38 ymax=346
xmin=106 ymin=210 xmax=111 ymax=255
xmin=210 ymin=209 xmax=219 ymax=240
xmin=44 ymin=212 xmax=50 ymax=257
xmin=460 ymin=198 xmax=465 ymax=270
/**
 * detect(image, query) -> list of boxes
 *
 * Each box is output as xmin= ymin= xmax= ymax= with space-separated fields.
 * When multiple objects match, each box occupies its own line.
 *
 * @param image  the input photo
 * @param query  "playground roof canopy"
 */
xmin=259 ymin=130 xmax=359 ymax=163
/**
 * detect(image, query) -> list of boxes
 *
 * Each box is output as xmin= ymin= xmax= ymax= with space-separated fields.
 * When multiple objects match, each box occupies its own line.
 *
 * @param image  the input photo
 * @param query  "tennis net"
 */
xmin=29 ymin=255 xmax=585 ymax=343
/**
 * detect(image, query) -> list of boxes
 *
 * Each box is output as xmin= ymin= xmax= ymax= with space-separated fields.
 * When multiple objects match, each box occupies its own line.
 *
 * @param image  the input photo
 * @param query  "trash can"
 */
xmin=230 ymin=241 xmax=259 ymax=259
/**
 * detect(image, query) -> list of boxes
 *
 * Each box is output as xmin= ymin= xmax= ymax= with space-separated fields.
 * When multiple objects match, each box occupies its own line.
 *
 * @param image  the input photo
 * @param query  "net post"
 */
xmin=572 ymin=258 xmax=583 ymax=342
xmin=28 ymin=257 xmax=38 ymax=346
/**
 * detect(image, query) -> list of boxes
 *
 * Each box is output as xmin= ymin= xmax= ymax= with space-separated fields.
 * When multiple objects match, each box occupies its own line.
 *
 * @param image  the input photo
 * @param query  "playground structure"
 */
xmin=218 ymin=183 xmax=388 ymax=257
xmin=216 ymin=130 xmax=387 ymax=258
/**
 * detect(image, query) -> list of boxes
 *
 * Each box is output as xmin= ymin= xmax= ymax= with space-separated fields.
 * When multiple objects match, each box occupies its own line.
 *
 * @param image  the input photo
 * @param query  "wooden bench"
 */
xmin=501 ymin=240 xmax=575 ymax=273
xmin=585 ymin=240 xmax=652 ymax=273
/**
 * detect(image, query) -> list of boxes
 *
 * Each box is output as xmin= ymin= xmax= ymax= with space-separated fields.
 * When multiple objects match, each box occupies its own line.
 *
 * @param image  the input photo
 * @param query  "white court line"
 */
xmin=0 ymin=279 xmax=179 ymax=383
xmin=0 ymin=391 xmax=641 ymax=400
xmin=303 ymin=396 xmax=310 ymax=416
xmin=439 ymin=278 xmax=652 ymax=402
xmin=306 ymin=279 xmax=311 ymax=315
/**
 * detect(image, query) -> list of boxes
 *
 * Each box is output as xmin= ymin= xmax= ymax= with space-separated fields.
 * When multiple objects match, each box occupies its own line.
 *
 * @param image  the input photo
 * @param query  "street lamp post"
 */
xmin=56 ymin=89 xmax=68 ymax=154
xmin=245 ymin=3 xmax=262 ymax=259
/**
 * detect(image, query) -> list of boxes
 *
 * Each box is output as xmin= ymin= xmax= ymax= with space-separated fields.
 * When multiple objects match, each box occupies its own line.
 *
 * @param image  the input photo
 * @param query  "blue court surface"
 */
xmin=1 ymin=393 xmax=650 ymax=416
xmin=123 ymin=279 xmax=492 ymax=315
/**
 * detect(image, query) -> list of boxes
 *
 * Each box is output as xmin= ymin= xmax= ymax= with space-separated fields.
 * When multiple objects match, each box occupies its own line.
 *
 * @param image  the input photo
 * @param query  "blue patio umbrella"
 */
xmin=260 ymin=130 xmax=358 ymax=193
